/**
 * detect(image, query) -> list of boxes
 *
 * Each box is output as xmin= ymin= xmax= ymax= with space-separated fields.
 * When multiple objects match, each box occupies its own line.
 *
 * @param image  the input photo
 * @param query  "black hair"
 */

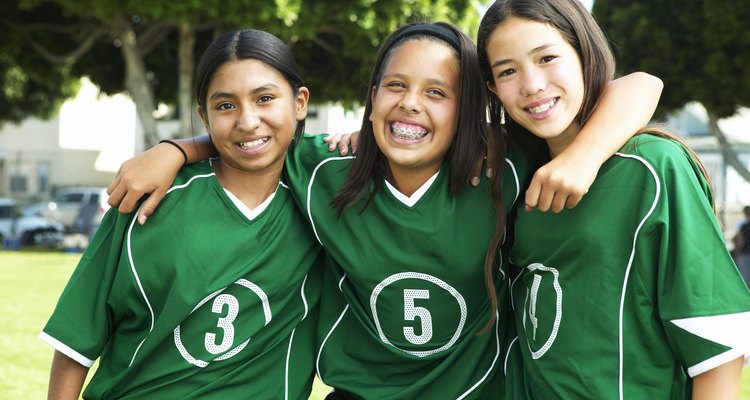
xmin=194 ymin=29 xmax=306 ymax=140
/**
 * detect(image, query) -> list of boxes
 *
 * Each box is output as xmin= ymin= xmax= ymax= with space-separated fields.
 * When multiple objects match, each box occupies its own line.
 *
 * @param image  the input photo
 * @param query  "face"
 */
xmin=485 ymin=16 xmax=584 ymax=157
xmin=198 ymin=59 xmax=308 ymax=177
xmin=369 ymin=39 xmax=459 ymax=185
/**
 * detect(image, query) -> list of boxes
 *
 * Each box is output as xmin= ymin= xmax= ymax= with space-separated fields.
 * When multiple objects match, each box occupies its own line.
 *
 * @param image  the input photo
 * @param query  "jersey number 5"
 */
xmin=403 ymin=289 xmax=433 ymax=345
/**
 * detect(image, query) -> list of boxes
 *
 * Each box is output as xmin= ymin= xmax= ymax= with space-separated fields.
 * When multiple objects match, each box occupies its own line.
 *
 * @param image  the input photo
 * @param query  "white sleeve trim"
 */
xmin=670 ymin=310 xmax=750 ymax=377
xmin=38 ymin=331 xmax=95 ymax=368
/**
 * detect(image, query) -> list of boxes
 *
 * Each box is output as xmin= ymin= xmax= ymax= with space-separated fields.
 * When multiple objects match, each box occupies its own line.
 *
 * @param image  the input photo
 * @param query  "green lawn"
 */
xmin=2 ymin=250 xmax=749 ymax=399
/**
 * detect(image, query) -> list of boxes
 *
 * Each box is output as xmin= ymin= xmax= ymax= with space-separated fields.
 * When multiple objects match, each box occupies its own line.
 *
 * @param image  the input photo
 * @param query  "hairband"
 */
xmin=387 ymin=23 xmax=461 ymax=52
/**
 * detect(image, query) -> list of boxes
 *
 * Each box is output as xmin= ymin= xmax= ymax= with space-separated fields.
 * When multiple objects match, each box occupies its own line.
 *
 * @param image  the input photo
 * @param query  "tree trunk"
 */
xmin=114 ymin=21 xmax=160 ymax=149
xmin=708 ymin=110 xmax=750 ymax=181
xmin=177 ymin=21 xmax=195 ymax=138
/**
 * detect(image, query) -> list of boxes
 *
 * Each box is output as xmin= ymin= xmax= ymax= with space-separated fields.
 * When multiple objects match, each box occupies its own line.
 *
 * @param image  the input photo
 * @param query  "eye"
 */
xmin=258 ymin=95 xmax=274 ymax=103
xmin=216 ymin=102 xmax=235 ymax=110
xmin=383 ymin=80 xmax=406 ymax=90
xmin=540 ymin=55 xmax=557 ymax=64
xmin=426 ymin=88 xmax=447 ymax=98
xmin=498 ymin=68 xmax=516 ymax=78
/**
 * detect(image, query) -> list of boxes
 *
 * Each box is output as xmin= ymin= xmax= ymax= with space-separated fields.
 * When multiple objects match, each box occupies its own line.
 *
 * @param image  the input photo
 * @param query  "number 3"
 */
xmin=403 ymin=289 xmax=432 ymax=345
xmin=205 ymin=294 xmax=239 ymax=354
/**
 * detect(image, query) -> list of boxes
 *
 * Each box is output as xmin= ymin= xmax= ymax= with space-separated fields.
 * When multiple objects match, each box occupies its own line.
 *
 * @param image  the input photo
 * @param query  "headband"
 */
xmin=387 ymin=24 xmax=461 ymax=52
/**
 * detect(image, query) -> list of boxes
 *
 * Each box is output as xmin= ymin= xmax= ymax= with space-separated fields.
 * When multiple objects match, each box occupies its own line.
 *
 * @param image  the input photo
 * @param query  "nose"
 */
xmin=237 ymin=107 xmax=261 ymax=132
xmin=399 ymin=90 xmax=423 ymax=113
xmin=520 ymin=67 xmax=546 ymax=97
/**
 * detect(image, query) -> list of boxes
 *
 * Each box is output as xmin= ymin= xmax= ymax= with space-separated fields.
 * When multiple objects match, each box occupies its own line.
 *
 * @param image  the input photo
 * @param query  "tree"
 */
xmin=2 ymin=0 xmax=478 ymax=148
xmin=594 ymin=0 xmax=750 ymax=179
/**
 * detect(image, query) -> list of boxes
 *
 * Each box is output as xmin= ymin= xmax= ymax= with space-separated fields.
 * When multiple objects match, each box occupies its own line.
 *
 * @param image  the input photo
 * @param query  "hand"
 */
xmin=106 ymin=142 xmax=184 ymax=224
xmin=323 ymin=130 xmax=359 ymax=155
xmin=525 ymin=150 xmax=596 ymax=212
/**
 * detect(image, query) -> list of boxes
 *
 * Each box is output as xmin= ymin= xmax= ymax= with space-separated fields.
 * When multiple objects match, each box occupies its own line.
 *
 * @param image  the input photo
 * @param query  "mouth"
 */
xmin=390 ymin=121 xmax=429 ymax=140
xmin=524 ymin=98 xmax=559 ymax=115
xmin=238 ymin=137 xmax=269 ymax=149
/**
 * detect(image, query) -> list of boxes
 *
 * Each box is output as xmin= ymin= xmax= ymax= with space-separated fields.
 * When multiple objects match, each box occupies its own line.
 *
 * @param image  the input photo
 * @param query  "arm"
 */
xmin=691 ymin=356 xmax=743 ymax=399
xmin=48 ymin=351 xmax=89 ymax=400
xmin=525 ymin=71 xmax=663 ymax=212
xmin=106 ymin=135 xmax=215 ymax=223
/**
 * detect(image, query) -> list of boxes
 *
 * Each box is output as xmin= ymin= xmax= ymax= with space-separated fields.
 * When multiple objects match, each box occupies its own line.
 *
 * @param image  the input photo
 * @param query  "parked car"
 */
xmin=0 ymin=198 xmax=65 ymax=248
xmin=29 ymin=187 xmax=110 ymax=234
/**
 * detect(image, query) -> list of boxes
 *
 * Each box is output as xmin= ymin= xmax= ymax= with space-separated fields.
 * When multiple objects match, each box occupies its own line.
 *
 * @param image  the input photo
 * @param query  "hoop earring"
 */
xmin=500 ymin=105 xmax=506 ymax=125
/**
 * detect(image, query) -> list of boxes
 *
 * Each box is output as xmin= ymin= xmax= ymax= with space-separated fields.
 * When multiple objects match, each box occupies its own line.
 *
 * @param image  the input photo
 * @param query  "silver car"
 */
xmin=0 ymin=198 xmax=65 ymax=248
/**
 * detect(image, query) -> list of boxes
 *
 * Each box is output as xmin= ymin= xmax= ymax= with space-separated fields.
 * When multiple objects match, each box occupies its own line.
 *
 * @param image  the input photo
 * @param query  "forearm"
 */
xmin=692 ymin=356 xmax=743 ymax=399
xmin=172 ymin=135 xmax=218 ymax=163
xmin=48 ymin=351 xmax=89 ymax=400
xmin=564 ymin=71 xmax=663 ymax=165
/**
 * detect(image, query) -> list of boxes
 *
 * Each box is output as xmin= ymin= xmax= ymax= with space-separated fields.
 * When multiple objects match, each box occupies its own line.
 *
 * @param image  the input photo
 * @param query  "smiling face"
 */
xmin=198 ymin=59 xmax=308 ymax=178
xmin=368 ymin=38 xmax=459 ymax=188
xmin=485 ymin=16 xmax=584 ymax=157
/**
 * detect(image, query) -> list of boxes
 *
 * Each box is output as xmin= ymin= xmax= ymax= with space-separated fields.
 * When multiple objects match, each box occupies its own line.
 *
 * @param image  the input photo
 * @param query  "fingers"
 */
xmin=136 ymin=189 xmax=166 ymax=225
xmin=324 ymin=133 xmax=353 ymax=156
xmin=470 ymin=157 xmax=483 ymax=187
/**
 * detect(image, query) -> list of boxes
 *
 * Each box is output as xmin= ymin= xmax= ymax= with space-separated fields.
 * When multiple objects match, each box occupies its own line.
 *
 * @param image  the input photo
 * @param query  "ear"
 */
xmin=294 ymin=87 xmax=310 ymax=121
xmin=197 ymin=106 xmax=210 ymax=132
xmin=486 ymin=80 xmax=500 ymax=99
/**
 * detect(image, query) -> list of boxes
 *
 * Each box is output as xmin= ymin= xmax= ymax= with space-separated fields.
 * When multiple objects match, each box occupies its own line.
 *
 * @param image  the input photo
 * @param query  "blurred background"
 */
xmin=1 ymin=0 xmax=749 ymax=398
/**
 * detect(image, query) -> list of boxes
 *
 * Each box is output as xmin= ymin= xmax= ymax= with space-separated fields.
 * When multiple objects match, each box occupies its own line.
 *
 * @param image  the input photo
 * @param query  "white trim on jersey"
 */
xmin=38 ymin=331 xmax=96 ymax=367
xmin=224 ymin=186 xmax=277 ymax=220
xmin=383 ymin=171 xmax=439 ymax=207
xmin=670 ymin=311 xmax=750 ymax=376
xmin=316 ymin=303 xmax=350 ymax=386
xmin=306 ymin=156 xmax=356 ymax=246
xmin=127 ymin=173 xmax=216 ymax=367
xmin=285 ymin=327 xmax=297 ymax=400
xmin=504 ymin=158 xmax=521 ymax=210
xmin=504 ymin=336 xmax=519 ymax=377
xmin=457 ymin=311 xmax=502 ymax=400
xmin=613 ymin=152 xmax=661 ymax=400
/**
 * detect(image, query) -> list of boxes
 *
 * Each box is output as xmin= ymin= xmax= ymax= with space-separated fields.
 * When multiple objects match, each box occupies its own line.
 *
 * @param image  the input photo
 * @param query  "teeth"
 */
xmin=527 ymin=99 xmax=557 ymax=114
xmin=390 ymin=122 xmax=428 ymax=140
xmin=239 ymin=138 xmax=268 ymax=149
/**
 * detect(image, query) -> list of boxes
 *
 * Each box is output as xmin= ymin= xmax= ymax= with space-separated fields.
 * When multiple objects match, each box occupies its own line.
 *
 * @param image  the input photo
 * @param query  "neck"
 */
xmin=213 ymin=159 xmax=282 ymax=209
xmin=387 ymin=164 xmax=439 ymax=197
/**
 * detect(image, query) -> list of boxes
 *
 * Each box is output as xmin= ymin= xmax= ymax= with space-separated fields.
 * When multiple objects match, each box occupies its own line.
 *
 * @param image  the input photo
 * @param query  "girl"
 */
xmin=105 ymin=23 xmax=661 ymax=399
xmin=40 ymin=29 xmax=321 ymax=399
xmin=478 ymin=0 xmax=750 ymax=398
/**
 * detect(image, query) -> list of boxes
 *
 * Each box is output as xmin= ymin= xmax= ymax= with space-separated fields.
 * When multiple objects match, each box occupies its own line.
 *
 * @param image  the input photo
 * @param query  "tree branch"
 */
xmin=28 ymin=27 xmax=107 ymax=64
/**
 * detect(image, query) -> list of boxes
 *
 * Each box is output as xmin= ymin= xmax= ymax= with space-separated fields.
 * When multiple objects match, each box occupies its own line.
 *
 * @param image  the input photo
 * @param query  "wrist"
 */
xmin=158 ymin=140 xmax=188 ymax=166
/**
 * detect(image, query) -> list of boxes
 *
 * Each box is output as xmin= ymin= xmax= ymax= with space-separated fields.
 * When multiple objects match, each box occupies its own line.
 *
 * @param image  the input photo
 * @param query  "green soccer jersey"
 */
xmin=510 ymin=134 xmax=750 ymax=399
xmin=285 ymin=134 xmax=531 ymax=399
xmin=40 ymin=160 xmax=322 ymax=399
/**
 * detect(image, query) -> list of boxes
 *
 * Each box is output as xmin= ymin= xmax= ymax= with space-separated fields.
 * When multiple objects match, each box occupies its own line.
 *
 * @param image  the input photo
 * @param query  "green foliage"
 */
xmin=0 ymin=0 xmax=478 ymax=125
xmin=0 ymin=2 xmax=79 ymax=125
xmin=594 ymin=0 xmax=750 ymax=119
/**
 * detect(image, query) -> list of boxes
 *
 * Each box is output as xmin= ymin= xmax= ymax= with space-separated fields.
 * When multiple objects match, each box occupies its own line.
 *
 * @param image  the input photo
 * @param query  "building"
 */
xmin=0 ymin=78 xmax=363 ymax=204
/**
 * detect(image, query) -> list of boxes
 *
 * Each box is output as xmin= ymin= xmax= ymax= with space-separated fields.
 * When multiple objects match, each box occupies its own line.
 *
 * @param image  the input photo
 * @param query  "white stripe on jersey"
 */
xmin=38 ymin=331 xmax=96 ymax=367
xmin=127 ymin=172 xmax=216 ymax=367
xmin=306 ymin=156 xmax=355 ymax=246
xmin=613 ymin=152 xmax=660 ymax=400
xmin=671 ymin=311 xmax=750 ymax=376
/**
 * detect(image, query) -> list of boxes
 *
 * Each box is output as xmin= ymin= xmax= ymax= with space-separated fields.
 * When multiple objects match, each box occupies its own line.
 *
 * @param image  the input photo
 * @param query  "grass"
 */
xmin=1 ymin=250 xmax=749 ymax=399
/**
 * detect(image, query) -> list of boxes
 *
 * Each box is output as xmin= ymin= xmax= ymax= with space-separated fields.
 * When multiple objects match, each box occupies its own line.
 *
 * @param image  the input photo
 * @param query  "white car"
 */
xmin=27 ymin=187 xmax=110 ymax=233
xmin=0 ymin=198 xmax=65 ymax=248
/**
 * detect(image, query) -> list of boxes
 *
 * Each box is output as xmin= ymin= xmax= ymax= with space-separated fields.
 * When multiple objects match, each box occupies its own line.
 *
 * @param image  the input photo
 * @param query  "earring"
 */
xmin=500 ymin=105 xmax=506 ymax=125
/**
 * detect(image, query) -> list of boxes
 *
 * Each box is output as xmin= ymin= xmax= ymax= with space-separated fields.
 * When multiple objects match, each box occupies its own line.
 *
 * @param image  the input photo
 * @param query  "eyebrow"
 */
xmin=490 ymin=43 xmax=557 ymax=69
xmin=208 ymin=83 xmax=282 ymax=101
xmin=382 ymin=73 xmax=456 ymax=92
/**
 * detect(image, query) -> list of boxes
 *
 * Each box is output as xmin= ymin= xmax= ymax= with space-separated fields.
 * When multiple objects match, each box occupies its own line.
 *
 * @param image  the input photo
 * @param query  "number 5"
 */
xmin=403 ymin=289 xmax=432 ymax=345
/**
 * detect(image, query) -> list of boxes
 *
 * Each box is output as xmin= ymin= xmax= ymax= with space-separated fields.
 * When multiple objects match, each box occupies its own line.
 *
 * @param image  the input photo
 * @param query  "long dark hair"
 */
xmin=331 ymin=21 xmax=508 ymax=333
xmin=194 ymin=29 xmax=306 ymax=141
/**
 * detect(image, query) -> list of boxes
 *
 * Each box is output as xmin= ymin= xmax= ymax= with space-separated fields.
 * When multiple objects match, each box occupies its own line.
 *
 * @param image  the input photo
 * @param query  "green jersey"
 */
xmin=510 ymin=134 xmax=750 ymax=399
xmin=285 ymin=135 xmax=530 ymax=399
xmin=40 ymin=160 xmax=322 ymax=399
